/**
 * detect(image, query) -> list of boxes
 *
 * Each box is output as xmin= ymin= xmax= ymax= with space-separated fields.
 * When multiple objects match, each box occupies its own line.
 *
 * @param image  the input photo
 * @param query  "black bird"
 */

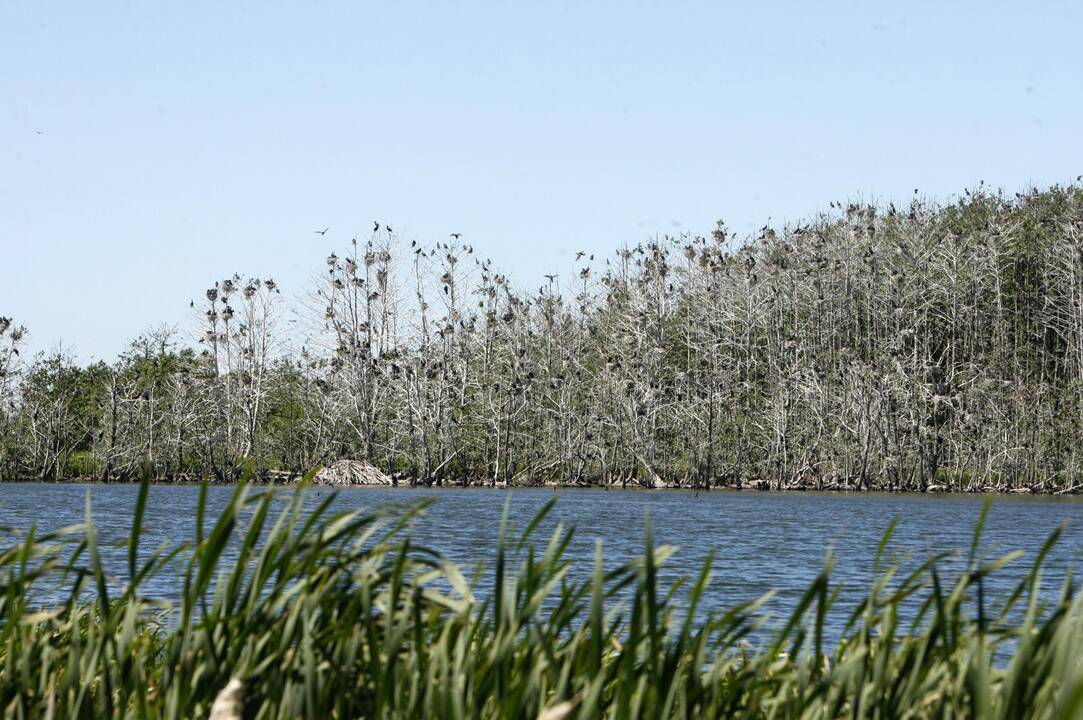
xmin=544 ymin=274 xmax=557 ymax=282
xmin=373 ymin=222 xmax=380 ymax=233
xmin=386 ymin=225 xmax=393 ymax=233
xmin=189 ymin=300 xmax=194 ymax=308
xmin=314 ymin=227 xmax=329 ymax=235
xmin=450 ymin=232 xmax=462 ymax=239
xmin=575 ymin=251 xmax=586 ymax=261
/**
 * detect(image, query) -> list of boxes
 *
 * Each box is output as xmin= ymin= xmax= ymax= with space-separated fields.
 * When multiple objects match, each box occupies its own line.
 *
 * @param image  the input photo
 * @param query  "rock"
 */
xmin=313 ymin=460 xmax=393 ymax=486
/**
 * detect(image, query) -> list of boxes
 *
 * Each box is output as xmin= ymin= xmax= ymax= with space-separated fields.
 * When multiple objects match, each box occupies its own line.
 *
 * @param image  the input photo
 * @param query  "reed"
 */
xmin=0 ymin=477 xmax=1081 ymax=718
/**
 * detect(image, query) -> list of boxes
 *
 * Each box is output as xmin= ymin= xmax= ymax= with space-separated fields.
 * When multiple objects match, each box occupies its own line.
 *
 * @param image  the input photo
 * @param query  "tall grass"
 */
xmin=1 ymin=478 xmax=1082 ymax=718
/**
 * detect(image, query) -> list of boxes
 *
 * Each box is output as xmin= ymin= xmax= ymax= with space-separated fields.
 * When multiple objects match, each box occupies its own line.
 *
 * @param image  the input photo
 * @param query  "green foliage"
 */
xmin=63 ymin=449 xmax=99 ymax=478
xmin=1 ymin=484 xmax=1082 ymax=718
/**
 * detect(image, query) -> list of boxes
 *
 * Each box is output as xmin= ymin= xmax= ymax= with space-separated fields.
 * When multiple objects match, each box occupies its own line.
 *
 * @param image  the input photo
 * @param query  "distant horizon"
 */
xmin=4 ymin=1 xmax=1082 ymax=360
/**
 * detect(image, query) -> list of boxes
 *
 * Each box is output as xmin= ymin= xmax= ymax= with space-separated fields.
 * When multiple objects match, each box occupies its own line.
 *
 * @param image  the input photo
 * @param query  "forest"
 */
xmin=3 ymin=181 xmax=1083 ymax=492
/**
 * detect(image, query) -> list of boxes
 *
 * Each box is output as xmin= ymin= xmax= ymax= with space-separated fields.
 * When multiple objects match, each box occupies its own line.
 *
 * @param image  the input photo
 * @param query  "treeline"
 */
xmin=3 ymin=182 xmax=1083 ymax=491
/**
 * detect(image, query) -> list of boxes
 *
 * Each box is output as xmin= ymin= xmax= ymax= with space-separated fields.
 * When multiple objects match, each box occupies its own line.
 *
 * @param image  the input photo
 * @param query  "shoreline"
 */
xmin=2 ymin=475 xmax=1081 ymax=499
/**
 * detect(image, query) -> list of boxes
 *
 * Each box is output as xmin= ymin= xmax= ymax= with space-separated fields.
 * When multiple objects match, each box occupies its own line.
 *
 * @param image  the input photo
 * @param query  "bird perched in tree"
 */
xmin=450 ymin=233 xmax=462 ymax=239
xmin=314 ymin=227 xmax=329 ymax=235
xmin=373 ymin=222 xmax=380 ymax=233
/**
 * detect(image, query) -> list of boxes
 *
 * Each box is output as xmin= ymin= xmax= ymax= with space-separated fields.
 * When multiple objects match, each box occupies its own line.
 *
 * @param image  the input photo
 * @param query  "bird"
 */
xmin=575 ymin=251 xmax=586 ymax=261
xmin=373 ymin=222 xmax=380 ymax=233
xmin=189 ymin=300 xmax=194 ymax=308
xmin=314 ymin=227 xmax=329 ymax=235
xmin=544 ymin=274 xmax=557 ymax=282
xmin=386 ymin=225 xmax=393 ymax=233
xmin=450 ymin=233 xmax=462 ymax=239
xmin=35 ymin=130 xmax=44 ymax=135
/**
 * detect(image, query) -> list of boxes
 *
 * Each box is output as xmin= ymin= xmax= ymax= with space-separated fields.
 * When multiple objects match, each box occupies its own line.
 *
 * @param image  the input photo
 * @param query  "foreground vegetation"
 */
xmin=4 ymin=181 xmax=1083 ymax=490
xmin=0 ymin=481 xmax=1081 ymax=718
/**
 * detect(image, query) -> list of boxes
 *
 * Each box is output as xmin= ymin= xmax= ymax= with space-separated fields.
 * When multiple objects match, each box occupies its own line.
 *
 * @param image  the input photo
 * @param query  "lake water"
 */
xmin=2 ymin=484 xmax=1082 ymax=642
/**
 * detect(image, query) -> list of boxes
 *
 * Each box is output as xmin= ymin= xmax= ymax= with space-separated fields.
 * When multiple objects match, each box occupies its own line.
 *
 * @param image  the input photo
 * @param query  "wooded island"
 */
xmin=3 ymin=182 xmax=1082 ymax=491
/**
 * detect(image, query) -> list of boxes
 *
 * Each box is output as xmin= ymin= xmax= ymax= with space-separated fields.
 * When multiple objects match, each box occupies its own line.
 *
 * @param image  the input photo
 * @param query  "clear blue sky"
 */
xmin=3 ymin=1 xmax=1081 ymax=361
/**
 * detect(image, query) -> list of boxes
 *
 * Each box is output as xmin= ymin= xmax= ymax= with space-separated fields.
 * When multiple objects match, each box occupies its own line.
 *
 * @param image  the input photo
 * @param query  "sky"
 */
xmin=2 ymin=0 xmax=1082 ymax=362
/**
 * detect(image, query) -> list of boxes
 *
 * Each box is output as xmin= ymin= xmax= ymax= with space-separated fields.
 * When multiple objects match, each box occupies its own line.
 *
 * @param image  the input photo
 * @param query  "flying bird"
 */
xmin=575 ymin=251 xmax=586 ymax=261
xmin=450 ymin=233 xmax=462 ymax=239
xmin=314 ymin=227 xmax=329 ymax=235
xmin=544 ymin=274 xmax=557 ymax=282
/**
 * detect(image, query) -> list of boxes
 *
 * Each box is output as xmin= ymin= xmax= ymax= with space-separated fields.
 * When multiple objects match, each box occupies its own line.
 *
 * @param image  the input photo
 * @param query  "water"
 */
xmin=2 ymin=483 xmax=1082 ymax=642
